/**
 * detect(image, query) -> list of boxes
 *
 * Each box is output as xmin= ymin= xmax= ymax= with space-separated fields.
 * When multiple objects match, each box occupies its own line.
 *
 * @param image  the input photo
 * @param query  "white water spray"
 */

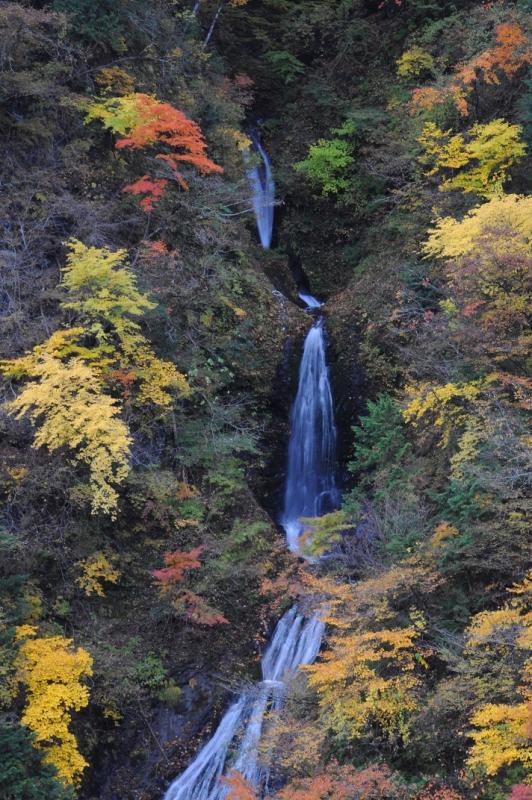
xmin=247 ymin=138 xmax=275 ymax=249
xmin=298 ymin=291 xmax=322 ymax=309
xmin=281 ymin=319 xmax=340 ymax=552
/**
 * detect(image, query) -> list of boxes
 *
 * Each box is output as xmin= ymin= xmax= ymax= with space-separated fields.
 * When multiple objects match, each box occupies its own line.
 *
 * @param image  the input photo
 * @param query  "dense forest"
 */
xmin=0 ymin=1 xmax=530 ymax=799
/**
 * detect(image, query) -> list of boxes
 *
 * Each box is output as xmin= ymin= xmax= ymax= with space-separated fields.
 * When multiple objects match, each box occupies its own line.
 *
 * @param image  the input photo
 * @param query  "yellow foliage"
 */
xmin=216 ymin=126 xmax=252 ymax=151
xmin=1 ymin=240 xmax=192 ymax=513
xmin=418 ymin=119 xmax=526 ymax=196
xmin=466 ymin=570 xmax=532 ymax=652
xmin=468 ymin=700 xmax=531 ymax=775
xmin=15 ymin=627 xmax=93 ymax=786
xmin=127 ymin=345 xmax=191 ymax=407
xmin=1 ymin=328 xmax=90 ymax=378
xmin=403 ymin=379 xmax=493 ymax=447
xmin=397 ymin=46 xmax=434 ymax=78
xmin=75 ymin=552 xmax=121 ymax=597
xmin=61 ymin=241 xmax=190 ymax=406
xmin=424 ymin=194 xmax=532 ymax=259
xmin=450 ymin=419 xmax=483 ymax=479
xmin=95 ymin=66 xmax=135 ymax=95
xmin=61 ymin=239 xmax=155 ymax=340
xmin=465 ymin=572 xmax=532 ymax=775
xmin=4 ymin=354 xmax=131 ymax=516
xmin=429 ymin=521 xmax=459 ymax=553
xmin=306 ymin=626 xmax=427 ymax=743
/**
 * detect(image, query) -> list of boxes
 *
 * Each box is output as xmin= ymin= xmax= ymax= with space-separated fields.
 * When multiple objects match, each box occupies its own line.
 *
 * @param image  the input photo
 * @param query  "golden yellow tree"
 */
xmin=1 ymin=241 xmax=190 ymax=514
xmin=15 ymin=626 xmax=93 ymax=786
xmin=4 ymin=355 xmax=131 ymax=515
xmin=418 ymin=120 xmax=526 ymax=196
xmin=465 ymin=572 xmax=532 ymax=775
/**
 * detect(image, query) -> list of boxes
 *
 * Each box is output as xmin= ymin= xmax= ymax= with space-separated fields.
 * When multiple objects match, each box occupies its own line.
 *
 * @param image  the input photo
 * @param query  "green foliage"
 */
xmin=348 ymin=394 xmax=412 ymax=500
xmin=266 ymin=50 xmax=305 ymax=84
xmin=52 ymin=0 xmax=127 ymax=52
xmin=294 ymin=136 xmax=355 ymax=195
xmin=0 ymin=723 xmax=71 ymax=800
xmin=134 ymin=653 xmax=168 ymax=693
xmin=301 ymin=511 xmax=351 ymax=557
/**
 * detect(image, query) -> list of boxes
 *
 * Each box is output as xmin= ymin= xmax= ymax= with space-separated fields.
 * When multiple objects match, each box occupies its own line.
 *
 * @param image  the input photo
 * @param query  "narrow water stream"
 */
xmin=246 ymin=137 xmax=275 ymax=250
xmin=162 ymin=149 xmax=339 ymax=800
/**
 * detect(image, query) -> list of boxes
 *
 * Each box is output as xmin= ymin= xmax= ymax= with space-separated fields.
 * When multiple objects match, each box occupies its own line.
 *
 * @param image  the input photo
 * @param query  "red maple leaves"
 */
xmin=117 ymin=94 xmax=223 ymax=208
xmin=151 ymin=546 xmax=203 ymax=585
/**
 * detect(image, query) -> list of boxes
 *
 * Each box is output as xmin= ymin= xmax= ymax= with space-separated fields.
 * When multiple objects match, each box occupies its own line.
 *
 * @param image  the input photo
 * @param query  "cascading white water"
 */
xmin=281 ymin=318 xmax=340 ymax=552
xmin=162 ymin=607 xmax=324 ymax=800
xmin=162 ymin=155 xmax=339 ymax=800
xmin=298 ymin=291 xmax=322 ymax=309
xmin=246 ymin=138 xmax=275 ymax=249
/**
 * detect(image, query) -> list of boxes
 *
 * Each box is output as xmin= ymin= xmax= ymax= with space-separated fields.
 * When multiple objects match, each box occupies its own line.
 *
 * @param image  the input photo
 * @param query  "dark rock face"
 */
xmin=91 ymin=675 xmax=223 ymax=800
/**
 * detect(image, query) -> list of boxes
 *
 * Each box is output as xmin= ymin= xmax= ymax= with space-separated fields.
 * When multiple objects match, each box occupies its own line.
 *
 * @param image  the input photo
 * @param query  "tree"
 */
xmin=418 ymin=120 xmax=526 ymax=196
xmin=403 ymin=378 xmax=493 ymax=449
xmin=397 ymin=47 xmax=434 ymax=79
xmin=221 ymin=770 xmax=257 ymax=800
xmin=294 ymin=135 xmax=355 ymax=195
xmin=14 ymin=627 xmax=93 ymax=786
xmin=300 ymin=511 xmax=350 ymax=557
xmin=0 ymin=722 xmax=71 ymax=800
xmin=3 ymin=355 xmax=131 ymax=516
xmin=424 ymin=195 xmax=532 ymax=260
xmin=306 ymin=625 xmax=428 ymax=746
xmin=276 ymin=762 xmax=406 ymax=800
xmin=348 ymin=393 xmax=411 ymax=499
xmin=152 ymin=547 xmax=229 ymax=626
xmin=1 ymin=241 xmax=190 ymax=514
xmin=75 ymin=552 xmax=121 ymax=597
xmin=424 ymin=196 xmax=532 ymax=369
xmin=86 ymin=93 xmax=223 ymax=209
xmin=151 ymin=547 xmax=203 ymax=585
xmin=467 ymin=700 xmax=531 ymax=775
xmin=410 ymin=22 xmax=532 ymax=117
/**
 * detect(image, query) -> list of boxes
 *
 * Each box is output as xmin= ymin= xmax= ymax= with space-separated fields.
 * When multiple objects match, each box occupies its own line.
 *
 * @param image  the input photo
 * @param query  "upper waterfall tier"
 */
xmin=246 ymin=138 xmax=275 ymax=249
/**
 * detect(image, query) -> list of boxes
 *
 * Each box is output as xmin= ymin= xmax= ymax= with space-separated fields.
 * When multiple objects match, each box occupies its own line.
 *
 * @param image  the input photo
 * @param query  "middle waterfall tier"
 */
xmin=281 ymin=318 xmax=340 ymax=552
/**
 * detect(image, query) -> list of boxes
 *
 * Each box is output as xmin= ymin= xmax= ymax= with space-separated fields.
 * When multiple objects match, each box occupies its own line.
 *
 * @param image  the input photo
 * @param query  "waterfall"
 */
xmin=162 ymin=159 xmax=339 ymax=800
xmin=281 ymin=317 xmax=340 ymax=552
xmin=246 ymin=138 xmax=275 ymax=249
xmin=298 ymin=291 xmax=322 ymax=309
xmin=162 ymin=607 xmax=324 ymax=800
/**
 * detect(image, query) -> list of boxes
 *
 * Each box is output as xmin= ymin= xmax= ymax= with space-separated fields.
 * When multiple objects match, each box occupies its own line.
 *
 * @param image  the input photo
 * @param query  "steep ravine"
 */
xmin=150 ymin=137 xmax=361 ymax=800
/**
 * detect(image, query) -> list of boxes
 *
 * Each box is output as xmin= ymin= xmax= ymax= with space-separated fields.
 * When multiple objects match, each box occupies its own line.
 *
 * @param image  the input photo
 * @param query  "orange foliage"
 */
xmin=415 ymin=783 xmax=464 ymax=800
xmin=221 ymin=769 xmax=257 ymax=800
xmin=123 ymin=176 xmax=168 ymax=211
xmin=152 ymin=547 xmax=228 ymax=626
xmin=109 ymin=369 xmax=136 ymax=398
xmin=87 ymin=93 xmax=223 ymax=210
xmin=178 ymin=589 xmax=229 ymax=626
xmin=152 ymin=546 xmax=203 ymax=585
xmin=411 ymin=22 xmax=531 ymax=116
xmin=114 ymin=94 xmax=223 ymax=187
xmin=460 ymin=23 xmax=531 ymax=86
xmin=276 ymin=762 xmax=404 ymax=800
xmin=142 ymin=239 xmax=169 ymax=257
